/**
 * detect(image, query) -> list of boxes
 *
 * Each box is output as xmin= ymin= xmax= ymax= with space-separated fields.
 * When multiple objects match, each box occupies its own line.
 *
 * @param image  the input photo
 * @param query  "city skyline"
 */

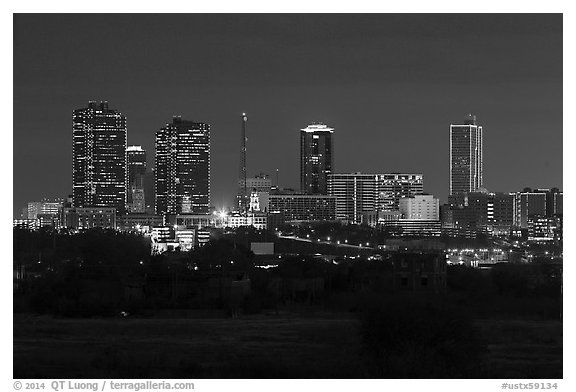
xmin=13 ymin=14 xmax=562 ymax=217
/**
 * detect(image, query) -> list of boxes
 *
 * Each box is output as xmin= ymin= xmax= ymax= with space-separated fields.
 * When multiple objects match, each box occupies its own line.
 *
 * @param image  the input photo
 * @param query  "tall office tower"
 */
xmin=72 ymin=101 xmax=127 ymax=213
xmin=237 ymin=113 xmax=249 ymax=212
xmin=127 ymin=146 xmax=147 ymax=213
xmin=155 ymin=117 xmax=210 ymax=215
xmin=450 ymin=114 xmax=483 ymax=195
xmin=300 ymin=123 xmax=334 ymax=194
xmin=376 ymin=173 xmax=424 ymax=211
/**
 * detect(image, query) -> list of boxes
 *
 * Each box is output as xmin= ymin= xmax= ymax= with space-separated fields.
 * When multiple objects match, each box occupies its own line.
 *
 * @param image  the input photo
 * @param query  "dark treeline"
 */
xmin=13 ymin=227 xmax=562 ymax=378
xmin=14 ymin=227 xmax=561 ymax=320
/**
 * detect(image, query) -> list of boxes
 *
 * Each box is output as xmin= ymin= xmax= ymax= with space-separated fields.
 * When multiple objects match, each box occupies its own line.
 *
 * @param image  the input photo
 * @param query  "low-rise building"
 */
xmin=268 ymin=194 xmax=336 ymax=222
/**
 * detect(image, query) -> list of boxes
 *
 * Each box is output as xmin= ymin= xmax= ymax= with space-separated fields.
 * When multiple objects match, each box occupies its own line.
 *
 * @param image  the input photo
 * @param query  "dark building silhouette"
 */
xmin=445 ymin=191 xmax=514 ymax=236
xmin=144 ymin=169 xmax=155 ymax=214
xmin=127 ymin=145 xmax=147 ymax=213
xmin=155 ymin=117 xmax=210 ymax=215
xmin=300 ymin=123 xmax=333 ymax=195
xmin=450 ymin=114 xmax=483 ymax=196
xmin=513 ymin=188 xmax=563 ymax=229
xmin=72 ymin=101 xmax=127 ymax=213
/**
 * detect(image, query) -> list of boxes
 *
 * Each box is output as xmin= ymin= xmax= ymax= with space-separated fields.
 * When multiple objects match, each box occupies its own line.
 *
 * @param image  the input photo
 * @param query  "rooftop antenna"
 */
xmin=239 ymin=113 xmax=248 ymax=214
xmin=275 ymin=168 xmax=279 ymax=189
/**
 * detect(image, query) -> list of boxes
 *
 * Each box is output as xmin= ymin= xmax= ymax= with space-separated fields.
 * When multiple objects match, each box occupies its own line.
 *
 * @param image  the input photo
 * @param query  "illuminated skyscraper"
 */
xmin=127 ymin=146 xmax=147 ymax=213
xmin=300 ymin=123 xmax=334 ymax=195
xmin=450 ymin=114 xmax=483 ymax=195
xmin=72 ymin=101 xmax=127 ymax=213
xmin=155 ymin=117 xmax=210 ymax=215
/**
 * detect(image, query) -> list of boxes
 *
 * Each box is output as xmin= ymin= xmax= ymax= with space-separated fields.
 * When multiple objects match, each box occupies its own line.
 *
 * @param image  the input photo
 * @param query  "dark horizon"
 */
xmin=13 ymin=14 xmax=563 ymax=218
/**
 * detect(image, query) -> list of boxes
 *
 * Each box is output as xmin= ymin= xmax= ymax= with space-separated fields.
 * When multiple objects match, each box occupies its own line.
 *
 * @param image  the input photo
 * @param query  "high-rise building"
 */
xmin=328 ymin=172 xmax=424 ymax=223
xmin=155 ymin=117 xmax=210 ymax=215
xmin=127 ymin=146 xmax=147 ymax=213
xmin=450 ymin=114 xmax=483 ymax=195
xmin=300 ymin=123 xmax=334 ymax=194
xmin=73 ymin=101 xmax=127 ymax=213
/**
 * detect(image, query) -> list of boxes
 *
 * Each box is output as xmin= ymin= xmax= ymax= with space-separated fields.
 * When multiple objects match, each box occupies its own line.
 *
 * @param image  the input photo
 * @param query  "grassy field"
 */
xmin=13 ymin=313 xmax=562 ymax=378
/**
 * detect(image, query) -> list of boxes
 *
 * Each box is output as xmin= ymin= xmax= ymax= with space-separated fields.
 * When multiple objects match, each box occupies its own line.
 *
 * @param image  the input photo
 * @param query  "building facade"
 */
xmin=237 ymin=173 xmax=272 ymax=212
xmin=443 ymin=191 xmax=514 ymax=236
xmin=450 ymin=114 xmax=483 ymax=196
xmin=61 ymin=207 xmax=117 ymax=230
xmin=268 ymin=194 xmax=336 ymax=222
xmin=377 ymin=173 xmax=424 ymax=211
xmin=73 ymin=101 xmax=127 ymax=213
xmin=300 ymin=123 xmax=334 ymax=195
xmin=327 ymin=173 xmax=377 ymax=223
xmin=27 ymin=199 xmax=63 ymax=220
xmin=127 ymin=146 xmax=147 ymax=213
xmin=328 ymin=173 xmax=424 ymax=223
xmin=399 ymin=195 xmax=439 ymax=221
xmin=513 ymin=188 xmax=563 ymax=229
xmin=527 ymin=215 xmax=562 ymax=242
xmin=155 ymin=117 xmax=210 ymax=215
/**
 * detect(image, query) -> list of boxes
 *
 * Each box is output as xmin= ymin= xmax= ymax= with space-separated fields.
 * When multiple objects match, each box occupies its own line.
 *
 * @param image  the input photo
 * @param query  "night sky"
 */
xmin=13 ymin=14 xmax=562 ymax=218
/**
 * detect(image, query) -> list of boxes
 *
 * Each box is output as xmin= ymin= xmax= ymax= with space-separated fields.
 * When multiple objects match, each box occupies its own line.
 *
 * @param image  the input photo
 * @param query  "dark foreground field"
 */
xmin=13 ymin=313 xmax=562 ymax=378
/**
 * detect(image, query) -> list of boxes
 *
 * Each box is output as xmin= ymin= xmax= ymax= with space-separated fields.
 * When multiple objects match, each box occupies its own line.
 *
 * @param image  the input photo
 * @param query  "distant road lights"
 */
xmin=337 ymin=241 xmax=340 ymax=245
xmin=307 ymin=234 xmax=310 ymax=238
xmin=327 ymin=237 xmax=331 ymax=241
xmin=345 ymin=239 xmax=348 ymax=243
xmin=366 ymin=242 xmax=369 ymax=246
